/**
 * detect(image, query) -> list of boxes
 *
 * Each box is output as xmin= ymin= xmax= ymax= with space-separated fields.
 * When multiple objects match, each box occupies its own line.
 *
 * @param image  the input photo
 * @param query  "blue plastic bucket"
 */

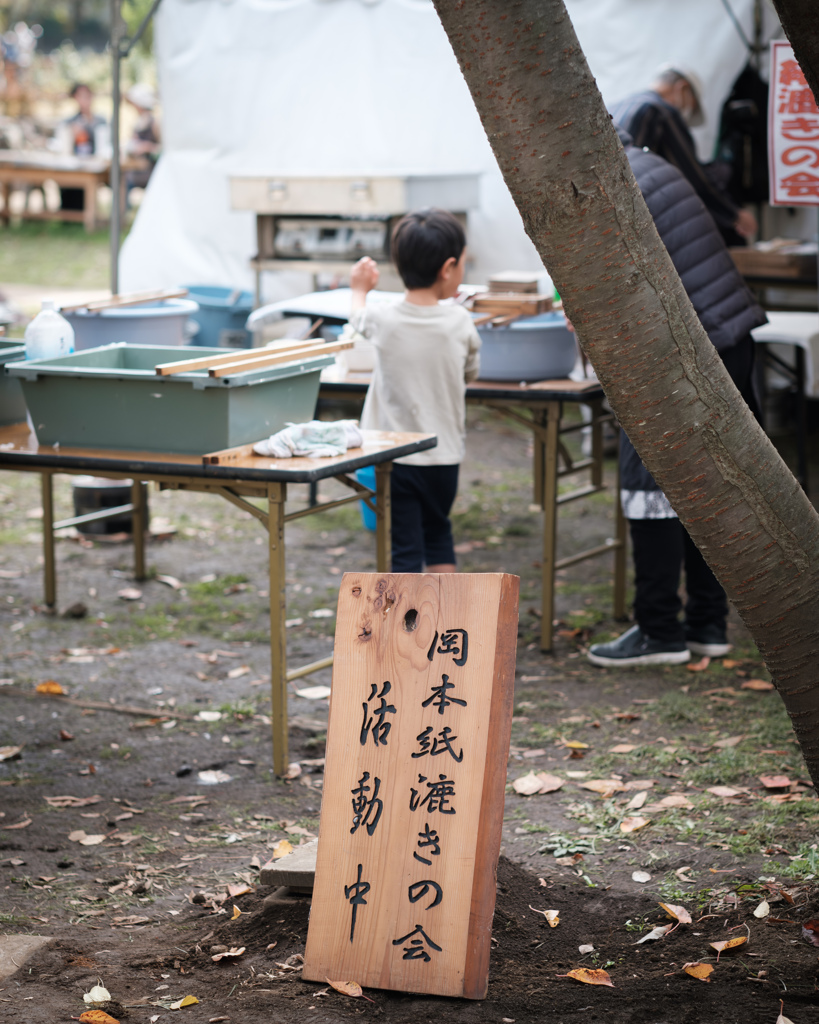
xmin=183 ymin=285 xmax=254 ymax=348
xmin=356 ymin=466 xmax=377 ymax=532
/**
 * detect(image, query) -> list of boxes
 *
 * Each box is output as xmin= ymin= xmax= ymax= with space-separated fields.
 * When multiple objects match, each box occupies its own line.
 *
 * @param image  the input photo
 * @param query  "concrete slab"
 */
xmin=0 ymin=934 xmax=53 ymax=979
xmin=260 ymin=838 xmax=317 ymax=891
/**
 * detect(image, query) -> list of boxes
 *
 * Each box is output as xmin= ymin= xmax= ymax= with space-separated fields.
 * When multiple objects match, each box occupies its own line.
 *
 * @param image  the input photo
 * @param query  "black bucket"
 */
xmin=72 ymin=476 xmax=149 ymax=537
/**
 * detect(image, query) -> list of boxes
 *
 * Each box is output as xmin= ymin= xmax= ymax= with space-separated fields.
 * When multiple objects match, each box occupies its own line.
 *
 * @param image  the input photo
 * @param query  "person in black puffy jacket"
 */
xmin=587 ymin=128 xmax=767 ymax=668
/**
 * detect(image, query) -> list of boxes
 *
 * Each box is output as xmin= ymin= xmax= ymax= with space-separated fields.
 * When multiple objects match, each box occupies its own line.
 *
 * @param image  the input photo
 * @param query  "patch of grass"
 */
xmin=187 ymin=574 xmax=249 ymax=598
xmin=218 ymin=699 xmax=258 ymax=721
xmin=0 ymin=221 xmax=111 ymax=289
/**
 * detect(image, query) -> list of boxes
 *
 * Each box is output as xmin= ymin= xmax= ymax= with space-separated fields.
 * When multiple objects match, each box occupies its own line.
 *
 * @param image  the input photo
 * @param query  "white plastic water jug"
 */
xmin=24 ymin=300 xmax=75 ymax=361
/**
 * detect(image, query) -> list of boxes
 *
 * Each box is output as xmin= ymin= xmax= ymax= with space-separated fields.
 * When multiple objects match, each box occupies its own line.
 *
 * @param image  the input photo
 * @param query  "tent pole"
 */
xmin=110 ymin=0 xmax=122 ymax=295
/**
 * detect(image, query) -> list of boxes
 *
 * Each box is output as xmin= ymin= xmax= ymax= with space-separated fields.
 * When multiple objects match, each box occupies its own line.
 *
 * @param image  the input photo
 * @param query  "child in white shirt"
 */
xmin=350 ymin=208 xmax=480 ymax=572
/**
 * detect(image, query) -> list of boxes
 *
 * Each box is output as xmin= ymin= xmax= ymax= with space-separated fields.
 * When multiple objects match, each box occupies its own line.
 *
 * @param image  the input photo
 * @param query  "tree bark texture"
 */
xmin=431 ymin=0 xmax=819 ymax=785
xmin=770 ymin=0 xmax=819 ymax=105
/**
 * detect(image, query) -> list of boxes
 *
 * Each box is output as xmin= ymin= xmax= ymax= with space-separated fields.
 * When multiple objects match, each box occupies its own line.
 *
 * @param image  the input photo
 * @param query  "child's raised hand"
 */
xmin=350 ymin=256 xmax=379 ymax=293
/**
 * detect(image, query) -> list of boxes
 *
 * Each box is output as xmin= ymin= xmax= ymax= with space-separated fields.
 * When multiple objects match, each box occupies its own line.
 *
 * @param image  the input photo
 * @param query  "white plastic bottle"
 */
xmin=24 ymin=300 xmax=75 ymax=361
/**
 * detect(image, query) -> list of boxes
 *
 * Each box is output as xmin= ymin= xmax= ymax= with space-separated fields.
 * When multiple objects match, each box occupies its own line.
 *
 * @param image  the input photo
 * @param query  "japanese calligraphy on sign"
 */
xmin=769 ymin=41 xmax=819 ymax=206
xmin=303 ymin=573 xmax=519 ymax=1000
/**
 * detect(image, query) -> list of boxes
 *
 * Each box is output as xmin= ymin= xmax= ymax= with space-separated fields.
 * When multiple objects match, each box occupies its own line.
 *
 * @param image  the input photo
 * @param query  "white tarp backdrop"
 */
xmin=120 ymin=0 xmax=779 ymax=296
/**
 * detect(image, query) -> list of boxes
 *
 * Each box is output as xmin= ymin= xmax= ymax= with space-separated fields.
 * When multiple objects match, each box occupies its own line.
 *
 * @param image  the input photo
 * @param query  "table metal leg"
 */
xmin=131 ymin=480 xmax=147 ymax=581
xmin=540 ymin=404 xmax=561 ymax=651
xmin=375 ymin=461 xmax=392 ymax=574
xmin=267 ymin=481 xmax=288 ymax=776
xmin=533 ymin=408 xmax=547 ymax=506
xmin=84 ymin=182 xmax=96 ymax=233
xmin=41 ymin=471 xmax=56 ymax=609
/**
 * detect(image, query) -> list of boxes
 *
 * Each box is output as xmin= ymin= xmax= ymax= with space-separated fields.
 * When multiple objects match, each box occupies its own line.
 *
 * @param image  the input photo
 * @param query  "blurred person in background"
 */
xmin=610 ymin=65 xmax=757 ymax=247
xmin=58 ymin=83 xmax=107 ymax=211
xmin=124 ymin=84 xmax=160 ymax=197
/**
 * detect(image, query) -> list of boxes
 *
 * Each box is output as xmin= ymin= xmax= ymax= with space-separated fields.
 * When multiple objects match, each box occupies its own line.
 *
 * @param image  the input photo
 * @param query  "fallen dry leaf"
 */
xmin=327 ymin=979 xmax=363 ymax=998
xmin=801 ymin=920 xmax=819 ymax=946
xmin=683 ymin=962 xmax=713 ymax=982
xmin=156 ymin=574 xmax=183 ymax=590
xmin=559 ymin=968 xmax=614 ymax=987
xmin=636 ymin=924 xmax=672 ymax=944
xmin=211 ymin=946 xmax=245 ymax=962
xmin=283 ymin=763 xmax=302 ymax=780
xmin=529 ymin=905 xmax=559 ymax=927
xmin=659 ymin=902 xmax=692 ymax=924
xmin=79 ymin=1012 xmax=120 ymax=1024
xmin=608 ymin=744 xmax=636 ymax=754
xmin=777 ymin=1001 xmax=796 ymax=1024
xmin=742 ymin=678 xmax=774 ymax=691
xmin=36 ymin=680 xmax=65 ymax=695
xmin=5 ymin=817 xmax=31 ymax=830
xmin=231 ymin=905 xmax=242 ymax=920
xmin=712 ymin=735 xmax=745 ymax=748
xmin=45 ymin=794 xmax=101 ymax=808
xmin=117 ymin=588 xmax=142 ymax=601
xmin=59 ymin=729 xmax=74 ymax=741
xmin=687 ymin=656 xmax=711 ymax=672
xmin=168 ymin=995 xmax=199 ymax=1010
xmin=534 ymin=772 xmax=565 ymax=793
xmin=227 ymin=883 xmax=251 ymax=898
xmin=753 ymin=900 xmax=770 ymax=919
xmin=562 ymin=739 xmax=589 ymax=750
xmin=578 ymin=943 xmax=595 ymax=954
xmin=112 ymin=915 xmax=151 ymax=926
xmin=632 ymin=871 xmax=651 ymax=883
xmin=227 ymin=665 xmax=250 ymax=679
xmin=513 ymin=772 xmax=544 ymax=796
xmin=759 ymin=774 xmax=792 ymax=789
xmin=625 ymin=791 xmax=648 ymax=811
xmin=706 ymin=785 xmax=744 ymax=798
xmin=83 ymin=984 xmax=112 ymax=1005
xmin=620 ymin=816 xmax=650 ymax=833
xmin=68 ymin=830 xmax=106 ymax=845
xmin=0 ymin=745 xmax=23 ymax=761
xmin=271 ymin=839 xmax=293 ymax=859
xmin=295 ymin=685 xmax=332 ymax=700
xmin=580 ymin=779 xmax=625 ymax=798
xmin=710 ymin=936 xmax=747 ymax=959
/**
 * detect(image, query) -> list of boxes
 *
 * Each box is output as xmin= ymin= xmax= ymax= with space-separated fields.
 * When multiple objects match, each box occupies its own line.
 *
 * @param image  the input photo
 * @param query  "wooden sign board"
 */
xmin=303 ymin=572 xmax=519 ymax=1000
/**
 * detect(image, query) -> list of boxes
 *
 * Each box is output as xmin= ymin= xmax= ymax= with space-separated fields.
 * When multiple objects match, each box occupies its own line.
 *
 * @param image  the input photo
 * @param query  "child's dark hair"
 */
xmin=391 ymin=208 xmax=466 ymax=290
xmin=70 ymin=82 xmax=91 ymax=98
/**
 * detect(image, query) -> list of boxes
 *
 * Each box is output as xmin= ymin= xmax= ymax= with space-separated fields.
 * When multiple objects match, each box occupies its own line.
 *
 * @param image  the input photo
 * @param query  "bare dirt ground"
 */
xmin=1 ymin=406 xmax=818 ymax=1023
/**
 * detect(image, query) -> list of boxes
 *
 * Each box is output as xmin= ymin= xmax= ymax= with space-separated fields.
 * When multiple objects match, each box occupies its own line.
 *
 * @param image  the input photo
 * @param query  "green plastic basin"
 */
xmin=7 ymin=342 xmax=335 ymax=454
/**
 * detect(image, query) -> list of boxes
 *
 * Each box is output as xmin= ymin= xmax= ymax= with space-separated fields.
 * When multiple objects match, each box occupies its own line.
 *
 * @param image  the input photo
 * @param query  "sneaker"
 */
xmin=685 ymin=624 xmax=732 ymax=658
xmin=587 ymin=625 xmax=690 ymax=667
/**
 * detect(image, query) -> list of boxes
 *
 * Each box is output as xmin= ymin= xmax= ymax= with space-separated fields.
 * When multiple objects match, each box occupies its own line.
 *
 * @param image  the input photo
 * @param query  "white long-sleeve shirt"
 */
xmin=352 ymin=300 xmax=481 ymax=467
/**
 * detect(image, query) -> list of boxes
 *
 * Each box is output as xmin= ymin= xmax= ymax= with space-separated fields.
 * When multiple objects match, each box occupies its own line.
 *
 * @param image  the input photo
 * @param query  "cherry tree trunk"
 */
xmin=770 ymin=0 xmax=819 ymax=103
xmin=431 ymin=0 xmax=819 ymax=786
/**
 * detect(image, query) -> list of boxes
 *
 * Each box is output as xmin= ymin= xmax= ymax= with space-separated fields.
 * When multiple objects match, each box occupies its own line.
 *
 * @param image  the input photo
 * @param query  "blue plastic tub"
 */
xmin=62 ymin=299 xmax=200 ymax=351
xmin=356 ymin=465 xmax=376 ymax=532
xmin=183 ymin=285 xmax=254 ymax=348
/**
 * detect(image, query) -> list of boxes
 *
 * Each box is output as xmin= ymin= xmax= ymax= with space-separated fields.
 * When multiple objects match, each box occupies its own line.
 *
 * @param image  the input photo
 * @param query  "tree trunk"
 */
xmin=770 ymin=0 xmax=819 ymax=103
xmin=431 ymin=0 xmax=819 ymax=786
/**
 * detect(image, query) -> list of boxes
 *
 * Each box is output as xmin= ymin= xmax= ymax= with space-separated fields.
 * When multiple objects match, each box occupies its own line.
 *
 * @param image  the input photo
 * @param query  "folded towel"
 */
xmin=253 ymin=419 xmax=363 ymax=458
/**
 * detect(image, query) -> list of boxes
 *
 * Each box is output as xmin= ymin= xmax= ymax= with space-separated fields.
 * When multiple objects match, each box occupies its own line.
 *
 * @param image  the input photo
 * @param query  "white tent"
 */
xmin=120 ymin=0 xmax=779 ymax=297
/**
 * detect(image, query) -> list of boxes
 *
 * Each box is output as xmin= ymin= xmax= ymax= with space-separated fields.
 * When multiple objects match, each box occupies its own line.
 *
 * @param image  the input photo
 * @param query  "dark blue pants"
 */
xmin=630 ymin=518 xmax=728 ymax=642
xmin=390 ymin=463 xmax=459 ymax=573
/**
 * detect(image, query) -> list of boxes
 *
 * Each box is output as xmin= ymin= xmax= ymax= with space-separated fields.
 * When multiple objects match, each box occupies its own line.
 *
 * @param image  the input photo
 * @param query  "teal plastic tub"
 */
xmin=356 ymin=465 xmax=376 ymax=532
xmin=0 ymin=338 xmax=27 ymax=426
xmin=7 ymin=343 xmax=334 ymax=454
xmin=183 ymin=285 xmax=254 ymax=348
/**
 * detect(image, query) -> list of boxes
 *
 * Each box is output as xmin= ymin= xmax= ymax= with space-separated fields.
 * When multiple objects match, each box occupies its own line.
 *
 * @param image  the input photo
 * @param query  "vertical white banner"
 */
xmin=769 ymin=40 xmax=819 ymax=207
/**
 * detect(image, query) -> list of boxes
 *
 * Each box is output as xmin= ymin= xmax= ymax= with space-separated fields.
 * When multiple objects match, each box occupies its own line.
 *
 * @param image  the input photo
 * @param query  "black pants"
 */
xmin=628 ymin=336 xmax=758 ymax=642
xmin=630 ymin=518 xmax=728 ymax=642
xmin=390 ymin=463 xmax=459 ymax=573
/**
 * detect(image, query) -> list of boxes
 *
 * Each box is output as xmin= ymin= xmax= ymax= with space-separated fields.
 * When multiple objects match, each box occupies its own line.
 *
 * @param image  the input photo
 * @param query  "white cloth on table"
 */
xmin=253 ymin=419 xmax=362 ymax=458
